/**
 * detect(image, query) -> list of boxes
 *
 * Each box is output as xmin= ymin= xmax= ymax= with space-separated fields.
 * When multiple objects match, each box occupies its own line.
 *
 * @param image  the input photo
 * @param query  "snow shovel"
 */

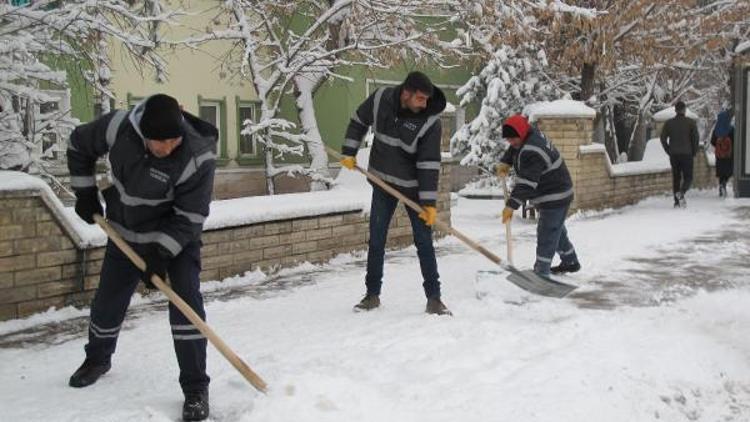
xmin=328 ymin=146 xmax=575 ymax=298
xmin=93 ymin=214 xmax=268 ymax=393
xmin=475 ymin=177 xmax=577 ymax=299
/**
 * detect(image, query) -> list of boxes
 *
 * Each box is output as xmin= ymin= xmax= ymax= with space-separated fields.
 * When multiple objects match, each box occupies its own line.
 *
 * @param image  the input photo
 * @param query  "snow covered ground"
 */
xmin=1 ymin=189 xmax=750 ymax=421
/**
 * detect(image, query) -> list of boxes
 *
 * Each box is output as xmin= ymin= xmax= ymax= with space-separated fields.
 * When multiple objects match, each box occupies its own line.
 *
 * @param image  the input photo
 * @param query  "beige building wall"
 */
xmin=108 ymin=0 xmax=260 ymax=168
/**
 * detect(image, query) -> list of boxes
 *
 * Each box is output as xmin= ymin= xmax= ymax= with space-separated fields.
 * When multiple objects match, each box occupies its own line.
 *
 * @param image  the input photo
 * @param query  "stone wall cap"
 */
xmin=524 ymin=99 xmax=596 ymax=123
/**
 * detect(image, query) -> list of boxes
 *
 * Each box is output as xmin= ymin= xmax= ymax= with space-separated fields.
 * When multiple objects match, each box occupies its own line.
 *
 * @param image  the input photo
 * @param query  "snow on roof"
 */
xmin=652 ymin=106 xmax=698 ymax=122
xmin=0 ymin=149 xmax=375 ymax=249
xmin=736 ymin=40 xmax=750 ymax=54
xmin=524 ymin=99 xmax=596 ymax=123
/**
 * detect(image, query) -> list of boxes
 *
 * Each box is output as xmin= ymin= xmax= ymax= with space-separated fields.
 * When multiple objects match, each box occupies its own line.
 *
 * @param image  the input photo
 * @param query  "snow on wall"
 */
xmin=580 ymin=139 xmax=712 ymax=177
xmin=524 ymin=99 xmax=596 ymax=123
xmin=652 ymin=107 xmax=699 ymax=122
xmin=736 ymin=40 xmax=750 ymax=54
xmin=0 ymin=148 xmax=374 ymax=250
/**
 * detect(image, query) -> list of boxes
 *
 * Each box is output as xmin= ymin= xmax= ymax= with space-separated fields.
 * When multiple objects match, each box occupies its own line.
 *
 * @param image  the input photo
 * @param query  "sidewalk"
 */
xmin=0 ymin=190 xmax=748 ymax=422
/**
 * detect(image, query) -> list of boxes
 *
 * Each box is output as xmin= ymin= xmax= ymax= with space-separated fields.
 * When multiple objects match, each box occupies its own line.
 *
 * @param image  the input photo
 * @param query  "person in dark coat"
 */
xmin=496 ymin=114 xmax=581 ymax=277
xmin=710 ymin=109 xmax=734 ymax=197
xmin=66 ymin=94 xmax=217 ymax=421
xmin=340 ymin=71 xmax=451 ymax=316
xmin=660 ymin=101 xmax=700 ymax=208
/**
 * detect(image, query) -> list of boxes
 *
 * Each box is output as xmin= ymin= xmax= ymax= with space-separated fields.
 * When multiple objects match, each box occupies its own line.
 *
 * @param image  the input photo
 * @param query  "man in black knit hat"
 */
xmin=66 ymin=94 xmax=217 ymax=421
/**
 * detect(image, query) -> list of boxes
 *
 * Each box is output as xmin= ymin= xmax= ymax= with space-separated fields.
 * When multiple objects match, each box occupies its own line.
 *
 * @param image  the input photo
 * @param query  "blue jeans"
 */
xmin=365 ymin=186 xmax=441 ymax=298
xmin=534 ymin=205 xmax=578 ymax=276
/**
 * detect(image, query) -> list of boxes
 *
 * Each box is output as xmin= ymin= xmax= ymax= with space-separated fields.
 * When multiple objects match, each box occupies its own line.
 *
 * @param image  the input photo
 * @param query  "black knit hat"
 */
xmin=502 ymin=124 xmax=520 ymax=139
xmin=674 ymin=101 xmax=686 ymax=113
xmin=140 ymin=94 xmax=183 ymax=140
xmin=403 ymin=71 xmax=434 ymax=97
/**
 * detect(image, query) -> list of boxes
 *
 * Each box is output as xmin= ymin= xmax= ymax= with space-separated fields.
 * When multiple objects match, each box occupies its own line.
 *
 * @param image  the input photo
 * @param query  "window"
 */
xmin=9 ymin=0 xmax=31 ymax=6
xmin=238 ymin=103 xmax=259 ymax=156
xmin=198 ymin=97 xmax=226 ymax=159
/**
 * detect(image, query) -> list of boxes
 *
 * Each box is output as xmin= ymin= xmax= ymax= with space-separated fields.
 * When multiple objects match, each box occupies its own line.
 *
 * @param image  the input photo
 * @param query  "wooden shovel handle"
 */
xmin=93 ymin=214 xmax=268 ymax=393
xmin=330 ymin=146 xmax=504 ymax=266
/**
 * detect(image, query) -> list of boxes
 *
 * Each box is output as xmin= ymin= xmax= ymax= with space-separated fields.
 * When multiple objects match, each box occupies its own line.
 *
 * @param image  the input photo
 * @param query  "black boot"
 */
xmin=425 ymin=298 xmax=452 ymax=316
xmin=183 ymin=390 xmax=209 ymax=421
xmin=550 ymin=262 xmax=581 ymax=275
xmin=353 ymin=294 xmax=380 ymax=312
xmin=69 ymin=358 xmax=111 ymax=388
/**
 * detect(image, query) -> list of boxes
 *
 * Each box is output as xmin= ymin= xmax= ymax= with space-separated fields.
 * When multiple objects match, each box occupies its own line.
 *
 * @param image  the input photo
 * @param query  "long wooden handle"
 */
xmin=331 ymin=146 xmax=504 ymax=266
xmin=93 ymin=214 xmax=268 ymax=393
xmin=500 ymin=176 xmax=514 ymax=266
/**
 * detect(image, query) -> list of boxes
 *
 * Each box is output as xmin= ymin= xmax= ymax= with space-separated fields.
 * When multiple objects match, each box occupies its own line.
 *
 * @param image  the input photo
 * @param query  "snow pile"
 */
xmin=653 ymin=106 xmax=699 ymax=122
xmin=524 ymin=99 xmax=597 ymax=123
xmin=609 ymin=138 xmax=671 ymax=175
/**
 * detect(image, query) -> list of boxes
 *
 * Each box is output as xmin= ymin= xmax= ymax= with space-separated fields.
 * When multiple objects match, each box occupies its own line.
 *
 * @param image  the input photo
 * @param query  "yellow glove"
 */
xmin=496 ymin=163 xmax=511 ymax=178
xmin=418 ymin=206 xmax=437 ymax=226
xmin=340 ymin=155 xmax=356 ymax=170
xmin=502 ymin=207 xmax=514 ymax=224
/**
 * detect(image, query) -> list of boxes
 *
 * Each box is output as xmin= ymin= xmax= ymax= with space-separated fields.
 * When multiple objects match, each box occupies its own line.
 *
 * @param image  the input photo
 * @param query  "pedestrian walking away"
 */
xmin=66 ymin=93 xmax=217 ymax=421
xmin=660 ymin=101 xmax=699 ymax=208
xmin=496 ymin=114 xmax=581 ymax=278
xmin=710 ymin=108 xmax=734 ymax=198
xmin=340 ymin=71 xmax=451 ymax=316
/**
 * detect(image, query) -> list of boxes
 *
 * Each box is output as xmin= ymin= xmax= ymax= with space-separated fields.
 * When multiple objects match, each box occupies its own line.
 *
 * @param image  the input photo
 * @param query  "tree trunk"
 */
xmin=294 ymin=75 xmax=330 ymax=191
xmin=264 ymin=144 xmax=275 ymax=195
xmin=580 ymin=62 xmax=597 ymax=102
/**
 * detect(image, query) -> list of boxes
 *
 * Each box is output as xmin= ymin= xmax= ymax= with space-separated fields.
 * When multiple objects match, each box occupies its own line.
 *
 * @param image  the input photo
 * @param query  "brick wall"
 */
xmin=536 ymin=116 xmax=715 ymax=212
xmin=0 ymin=162 xmax=452 ymax=321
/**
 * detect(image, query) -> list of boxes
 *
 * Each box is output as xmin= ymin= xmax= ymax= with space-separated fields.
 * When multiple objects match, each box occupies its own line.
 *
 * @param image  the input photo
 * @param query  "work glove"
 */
xmin=418 ymin=206 xmax=437 ymax=226
xmin=340 ymin=155 xmax=357 ymax=170
xmin=74 ymin=187 xmax=103 ymax=224
xmin=141 ymin=245 xmax=171 ymax=289
xmin=502 ymin=207 xmax=514 ymax=224
xmin=496 ymin=163 xmax=511 ymax=178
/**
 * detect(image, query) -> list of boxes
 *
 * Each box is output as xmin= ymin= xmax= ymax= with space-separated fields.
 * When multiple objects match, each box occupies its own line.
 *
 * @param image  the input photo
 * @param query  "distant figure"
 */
xmin=710 ymin=109 xmax=734 ymax=197
xmin=660 ymin=101 xmax=699 ymax=208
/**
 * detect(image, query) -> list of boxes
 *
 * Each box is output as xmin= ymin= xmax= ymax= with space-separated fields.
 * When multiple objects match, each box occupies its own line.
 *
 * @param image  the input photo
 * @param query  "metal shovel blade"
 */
xmin=476 ymin=266 xmax=577 ymax=299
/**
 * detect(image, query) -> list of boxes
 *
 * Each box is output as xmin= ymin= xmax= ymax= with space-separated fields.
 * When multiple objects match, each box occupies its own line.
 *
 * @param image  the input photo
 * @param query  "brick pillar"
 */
xmin=534 ymin=116 xmax=595 ymax=212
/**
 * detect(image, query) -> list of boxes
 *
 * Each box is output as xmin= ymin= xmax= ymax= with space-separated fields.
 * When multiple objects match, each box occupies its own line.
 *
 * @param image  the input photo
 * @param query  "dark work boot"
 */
xmin=673 ymin=194 xmax=680 ymax=208
xmin=183 ymin=390 xmax=209 ymax=421
xmin=68 ymin=357 xmax=111 ymax=388
xmin=353 ymin=294 xmax=380 ymax=312
xmin=425 ymin=298 xmax=452 ymax=316
xmin=551 ymin=261 xmax=581 ymax=275
xmin=677 ymin=192 xmax=687 ymax=208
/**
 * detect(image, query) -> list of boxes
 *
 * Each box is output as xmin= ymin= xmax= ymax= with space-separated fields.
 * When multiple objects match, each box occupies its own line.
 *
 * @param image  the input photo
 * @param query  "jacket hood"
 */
xmin=504 ymin=114 xmax=532 ymax=141
xmin=714 ymin=109 xmax=733 ymax=138
xmin=393 ymin=84 xmax=447 ymax=116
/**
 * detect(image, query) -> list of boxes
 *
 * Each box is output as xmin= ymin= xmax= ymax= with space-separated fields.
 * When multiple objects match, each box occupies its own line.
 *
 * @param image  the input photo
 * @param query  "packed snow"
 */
xmin=1 ymin=188 xmax=749 ymax=421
